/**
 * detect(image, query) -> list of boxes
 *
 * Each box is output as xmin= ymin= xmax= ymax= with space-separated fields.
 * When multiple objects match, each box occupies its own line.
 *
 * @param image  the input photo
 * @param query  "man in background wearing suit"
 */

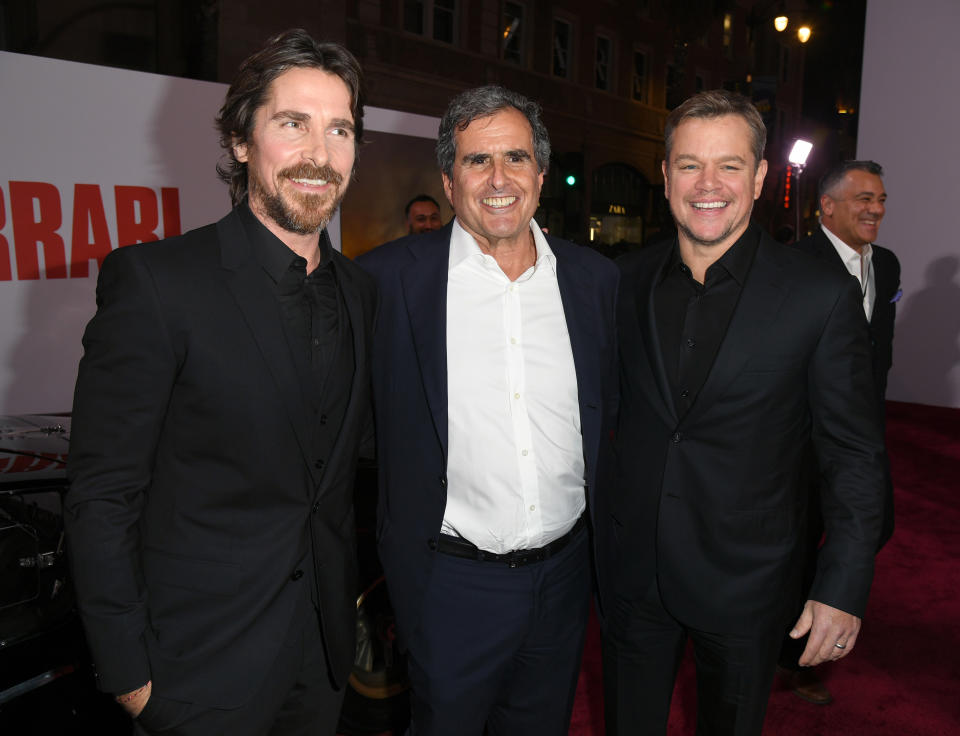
xmin=404 ymin=193 xmax=444 ymax=234
xmin=599 ymin=90 xmax=888 ymax=735
xmin=779 ymin=160 xmax=900 ymax=704
xmin=358 ymin=85 xmax=618 ymax=736
xmin=65 ymin=30 xmax=376 ymax=736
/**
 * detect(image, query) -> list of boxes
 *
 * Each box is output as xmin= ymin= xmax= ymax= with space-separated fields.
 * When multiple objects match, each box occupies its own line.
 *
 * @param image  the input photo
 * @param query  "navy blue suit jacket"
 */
xmin=357 ymin=223 xmax=619 ymax=638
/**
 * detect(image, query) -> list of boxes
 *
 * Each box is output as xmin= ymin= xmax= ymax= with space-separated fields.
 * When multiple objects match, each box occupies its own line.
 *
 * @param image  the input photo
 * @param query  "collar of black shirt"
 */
xmin=662 ymin=222 xmax=761 ymax=288
xmin=237 ymin=200 xmax=336 ymax=284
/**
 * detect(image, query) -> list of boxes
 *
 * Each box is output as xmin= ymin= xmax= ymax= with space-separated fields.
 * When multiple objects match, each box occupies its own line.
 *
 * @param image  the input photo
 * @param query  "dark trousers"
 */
xmin=134 ymin=586 xmax=345 ymax=736
xmin=404 ymin=526 xmax=590 ymax=736
xmin=602 ymin=579 xmax=784 ymax=736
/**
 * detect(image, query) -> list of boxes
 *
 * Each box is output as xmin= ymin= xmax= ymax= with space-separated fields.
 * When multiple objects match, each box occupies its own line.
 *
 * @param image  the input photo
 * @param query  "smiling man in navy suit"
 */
xmin=358 ymin=85 xmax=618 ymax=736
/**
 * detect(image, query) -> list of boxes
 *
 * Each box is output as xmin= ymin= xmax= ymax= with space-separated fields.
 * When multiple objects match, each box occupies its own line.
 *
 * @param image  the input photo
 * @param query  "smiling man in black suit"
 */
xmin=65 ymin=30 xmax=376 ymax=736
xmin=599 ymin=90 xmax=888 ymax=736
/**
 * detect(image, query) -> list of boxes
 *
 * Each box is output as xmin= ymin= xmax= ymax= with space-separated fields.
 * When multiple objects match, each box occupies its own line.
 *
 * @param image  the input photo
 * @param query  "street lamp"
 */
xmin=788 ymin=139 xmax=813 ymax=240
xmin=797 ymin=26 xmax=812 ymax=43
xmin=774 ymin=16 xmax=788 ymax=32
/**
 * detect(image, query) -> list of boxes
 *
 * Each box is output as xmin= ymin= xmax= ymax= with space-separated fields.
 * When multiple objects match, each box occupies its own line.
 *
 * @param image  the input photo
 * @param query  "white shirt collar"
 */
xmin=449 ymin=218 xmax=556 ymax=275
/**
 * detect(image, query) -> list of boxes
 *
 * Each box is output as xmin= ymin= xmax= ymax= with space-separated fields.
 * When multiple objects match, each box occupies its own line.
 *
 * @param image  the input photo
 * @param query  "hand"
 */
xmin=790 ymin=600 xmax=861 ymax=667
xmin=116 ymin=680 xmax=152 ymax=718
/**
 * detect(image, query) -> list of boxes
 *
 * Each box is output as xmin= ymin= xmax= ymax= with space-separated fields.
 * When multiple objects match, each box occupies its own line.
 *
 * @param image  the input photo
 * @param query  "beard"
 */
xmin=248 ymin=162 xmax=346 ymax=235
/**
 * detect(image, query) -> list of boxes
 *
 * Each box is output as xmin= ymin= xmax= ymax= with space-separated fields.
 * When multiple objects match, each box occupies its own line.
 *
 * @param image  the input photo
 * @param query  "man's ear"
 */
xmin=233 ymin=136 xmax=248 ymax=163
xmin=820 ymin=194 xmax=834 ymax=217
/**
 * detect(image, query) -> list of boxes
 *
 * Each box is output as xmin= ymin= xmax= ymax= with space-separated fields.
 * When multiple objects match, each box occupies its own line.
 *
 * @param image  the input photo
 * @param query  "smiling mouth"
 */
xmin=691 ymin=201 xmax=728 ymax=210
xmin=290 ymin=177 xmax=329 ymax=187
xmin=483 ymin=196 xmax=517 ymax=208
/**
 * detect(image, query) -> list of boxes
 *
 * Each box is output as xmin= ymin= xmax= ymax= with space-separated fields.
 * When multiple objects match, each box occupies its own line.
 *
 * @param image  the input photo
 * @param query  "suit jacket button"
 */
xmin=428 ymin=538 xmax=437 ymax=551
xmin=290 ymin=569 xmax=304 ymax=581
xmin=439 ymin=476 xmax=447 ymax=488
xmin=312 ymin=502 xmax=320 ymax=513
xmin=672 ymin=432 xmax=681 ymax=443
xmin=314 ymin=459 xmax=325 ymax=470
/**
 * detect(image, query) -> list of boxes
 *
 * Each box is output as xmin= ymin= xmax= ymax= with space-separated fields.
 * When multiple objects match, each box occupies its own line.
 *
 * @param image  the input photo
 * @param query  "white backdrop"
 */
xmin=859 ymin=0 xmax=960 ymax=408
xmin=0 ymin=52 xmax=438 ymax=414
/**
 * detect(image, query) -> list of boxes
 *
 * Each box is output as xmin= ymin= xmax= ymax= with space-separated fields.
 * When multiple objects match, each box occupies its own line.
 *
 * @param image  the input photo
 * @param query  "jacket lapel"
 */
xmin=636 ymin=245 xmax=679 ymax=424
xmin=217 ymin=210 xmax=321 ymax=486
xmin=554 ymin=240 xmax=602 ymax=469
xmin=400 ymin=231 xmax=450 ymax=461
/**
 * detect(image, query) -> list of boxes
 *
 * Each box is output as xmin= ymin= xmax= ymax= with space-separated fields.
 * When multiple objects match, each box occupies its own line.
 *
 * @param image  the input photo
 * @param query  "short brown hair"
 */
xmin=664 ymin=89 xmax=766 ymax=169
xmin=215 ymin=29 xmax=365 ymax=206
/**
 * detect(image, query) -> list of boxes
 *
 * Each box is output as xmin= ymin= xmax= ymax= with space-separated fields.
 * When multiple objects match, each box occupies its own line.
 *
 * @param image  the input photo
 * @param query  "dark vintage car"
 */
xmin=0 ymin=415 xmax=129 ymax=734
xmin=0 ymin=417 xmax=406 ymax=735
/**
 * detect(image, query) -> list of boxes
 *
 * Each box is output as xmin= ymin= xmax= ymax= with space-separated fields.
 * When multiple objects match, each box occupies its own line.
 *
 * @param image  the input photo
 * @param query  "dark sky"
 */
xmin=800 ymin=0 xmax=867 ymax=128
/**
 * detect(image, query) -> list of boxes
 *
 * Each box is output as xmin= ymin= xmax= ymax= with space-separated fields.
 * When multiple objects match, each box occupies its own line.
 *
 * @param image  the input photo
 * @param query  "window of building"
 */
xmin=552 ymin=18 xmax=573 ymax=79
xmin=403 ymin=0 xmax=457 ymax=44
xmin=502 ymin=2 xmax=525 ymax=65
xmin=595 ymin=35 xmax=612 ymax=91
xmin=632 ymin=49 xmax=648 ymax=103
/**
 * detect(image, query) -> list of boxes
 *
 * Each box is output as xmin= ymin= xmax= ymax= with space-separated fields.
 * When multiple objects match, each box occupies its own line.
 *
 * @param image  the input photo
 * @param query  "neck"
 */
xmin=466 ymin=222 xmax=537 ymax=282
xmin=677 ymin=234 xmax=734 ymax=285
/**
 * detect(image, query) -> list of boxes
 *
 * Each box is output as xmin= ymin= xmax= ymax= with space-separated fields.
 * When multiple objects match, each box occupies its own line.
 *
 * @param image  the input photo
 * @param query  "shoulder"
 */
xmin=872 ymin=243 xmax=901 ymax=269
xmin=102 ymin=221 xmax=220 ymax=277
xmin=548 ymin=236 xmax=618 ymax=281
xmin=332 ymin=248 xmax=377 ymax=300
xmin=758 ymin=231 xmax=846 ymax=286
xmin=356 ymin=227 xmax=449 ymax=276
xmin=616 ymin=237 xmax=671 ymax=280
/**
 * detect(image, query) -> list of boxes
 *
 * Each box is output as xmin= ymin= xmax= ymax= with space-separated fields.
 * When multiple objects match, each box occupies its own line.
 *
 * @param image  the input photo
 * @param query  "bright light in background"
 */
xmin=788 ymin=139 xmax=813 ymax=166
xmin=797 ymin=26 xmax=811 ymax=43
xmin=774 ymin=16 xmax=788 ymax=32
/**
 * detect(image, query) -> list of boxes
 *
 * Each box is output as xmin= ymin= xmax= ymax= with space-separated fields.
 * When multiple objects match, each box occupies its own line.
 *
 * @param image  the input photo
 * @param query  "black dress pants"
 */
xmin=602 ymin=579 xmax=785 ymax=736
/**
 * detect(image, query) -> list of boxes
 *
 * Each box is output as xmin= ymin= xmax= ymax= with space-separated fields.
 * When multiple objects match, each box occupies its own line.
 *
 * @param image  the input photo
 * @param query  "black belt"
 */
xmin=436 ymin=515 xmax=586 ymax=568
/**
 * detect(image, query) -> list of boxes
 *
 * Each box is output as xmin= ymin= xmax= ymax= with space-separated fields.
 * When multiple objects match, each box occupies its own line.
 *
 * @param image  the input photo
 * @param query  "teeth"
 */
xmin=483 ymin=196 xmax=516 ymax=208
xmin=291 ymin=178 xmax=328 ymax=186
xmin=692 ymin=201 xmax=727 ymax=209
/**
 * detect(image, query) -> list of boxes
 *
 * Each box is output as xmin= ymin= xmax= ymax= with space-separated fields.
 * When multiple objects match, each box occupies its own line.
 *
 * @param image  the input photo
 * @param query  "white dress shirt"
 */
xmin=821 ymin=224 xmax=875 ymax=320
xmin=443 ymin=218 xmax=585 ymax=554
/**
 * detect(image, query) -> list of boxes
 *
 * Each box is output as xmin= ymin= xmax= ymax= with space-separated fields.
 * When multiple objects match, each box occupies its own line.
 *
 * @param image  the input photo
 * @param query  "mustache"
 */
xmin=279 ymin=163 xmax=343 ymax=187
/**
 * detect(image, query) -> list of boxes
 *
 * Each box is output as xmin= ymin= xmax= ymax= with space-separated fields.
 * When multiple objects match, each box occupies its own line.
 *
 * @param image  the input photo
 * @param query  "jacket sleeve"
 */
xmin=64 ymin=246 xmax=177 ymax=694
xmin=807 ymin=275 xmax=888 ymax=616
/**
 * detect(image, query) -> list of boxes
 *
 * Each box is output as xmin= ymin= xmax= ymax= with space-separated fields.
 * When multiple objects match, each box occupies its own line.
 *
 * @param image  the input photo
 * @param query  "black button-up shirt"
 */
xmin=654 ymin=224 xmax=761 ymax=417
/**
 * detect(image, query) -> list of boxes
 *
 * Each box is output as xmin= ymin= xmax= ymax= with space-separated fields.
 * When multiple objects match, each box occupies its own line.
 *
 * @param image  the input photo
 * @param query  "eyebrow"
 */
xmin=673 ymin=154 xmax=748 ymax=165
xmin=270 ymin=111 xmax=355 ymax=132
xmin=460 ymin=149 xmax=532 ymax=163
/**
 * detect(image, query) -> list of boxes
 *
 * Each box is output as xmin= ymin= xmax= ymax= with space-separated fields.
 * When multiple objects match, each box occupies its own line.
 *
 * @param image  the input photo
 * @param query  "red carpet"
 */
xmin=570 ymin=400 xmax=960 ymax=735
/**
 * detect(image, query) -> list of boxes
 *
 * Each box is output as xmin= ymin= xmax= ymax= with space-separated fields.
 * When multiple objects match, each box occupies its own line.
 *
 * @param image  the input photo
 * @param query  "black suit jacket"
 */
xmin=65 ymin=208 xmax=377 ymax=707
xmin=357 ymin=224 xmax=619 ymax=638
xmin=599 ymin=227 xmax=887 ymax=633
xmin=796 ymin=227 xmax=900 ymax=401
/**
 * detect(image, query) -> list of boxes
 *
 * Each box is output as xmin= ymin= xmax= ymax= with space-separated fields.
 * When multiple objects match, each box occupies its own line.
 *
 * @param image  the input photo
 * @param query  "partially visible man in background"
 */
xmin=780 ymin=160 xmax=900 ymax=704
xmin=65 ymin=29 xmax=376 ymax=736
xmin=404 ymin=193 xmax=444 ymax=233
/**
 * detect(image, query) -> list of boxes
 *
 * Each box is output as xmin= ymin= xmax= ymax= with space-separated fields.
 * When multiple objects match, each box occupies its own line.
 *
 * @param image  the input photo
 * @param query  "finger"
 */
xmin=790 ymin=602 xmax=814 ymax=639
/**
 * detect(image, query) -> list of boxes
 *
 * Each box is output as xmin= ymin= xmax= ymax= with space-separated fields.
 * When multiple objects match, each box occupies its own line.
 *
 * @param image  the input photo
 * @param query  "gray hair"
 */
xmin=819 ymin=160 xmax=884 ymax=200
xmin=664 ymin=89 xmax=767 ymax=170
xmin=436 ymin=85 xmax=551 ymax=178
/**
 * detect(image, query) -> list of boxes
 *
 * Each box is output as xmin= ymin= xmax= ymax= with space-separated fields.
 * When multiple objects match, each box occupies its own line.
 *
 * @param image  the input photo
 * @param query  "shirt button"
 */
xmin=312 ymin=338 xmax=320 ymax=347
xmin=680 ymin=389 xmax=690 ymax=399
xmin=510 ymin=337 xmax=517 ymax=344
xmin=672 ymin=432 xmax=682 ymax=443
xmin=314 ymin=459 xmax=325 ymax=469
xmin=319 ymin=414 xmax=327 ymax=425
xmin=529 ymin=505 xmax=536 ymax=511
xmin=312 ymin=502 xmax=320 ymax=513
xmin=686 ymin=338 xmax=696 ymax=348
xmin=514 ymin=392 xmax=520 ymax=399
xmin=290 ymin=569 xmax=304 ymax=581
xmin=521 ymin=449 xmax=529 ymax=456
